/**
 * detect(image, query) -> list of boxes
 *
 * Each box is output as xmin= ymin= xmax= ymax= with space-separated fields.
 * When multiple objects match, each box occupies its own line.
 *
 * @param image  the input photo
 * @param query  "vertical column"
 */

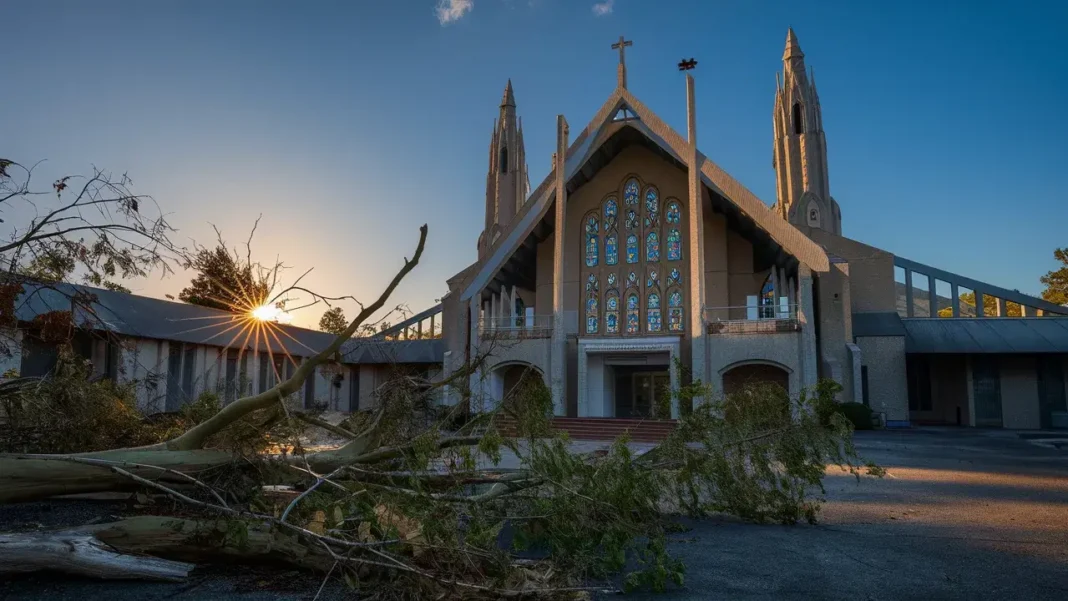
xmin=927 ymin=274 xmax=935 ymax=315
xmin=468 ymin=295 xmax=484 ymax=412
xmin=550 ymin=115 xmax=569 ymax=416
xmin=1021 ymin=305 xmax=1031 ymax=317
xmin=974 ymin=291 xmax=985 ymax=317
xmin=798 ymin=264 xmax=818 ymax=392
xmin=950 ymin=283 xmax=960 ymax=317
xmin=787 ymin=276 xmax=796 ymax=312
xmin=905 ymin=269 xmax=914 ymax=317
xmin=508 ymin=285 xmax=517 ymax=327
xmin=995 ymin=298 xmax=1006 ymax=317
xmin=685 ymin=74 xmax=709 ymax=393
xmin=777 ymin=266 xmax=788 ymax=316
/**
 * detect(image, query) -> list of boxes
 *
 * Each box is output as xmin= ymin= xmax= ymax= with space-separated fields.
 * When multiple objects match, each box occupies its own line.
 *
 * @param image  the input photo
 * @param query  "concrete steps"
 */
xmin=497 ymin=416 xmax=677 ymax=443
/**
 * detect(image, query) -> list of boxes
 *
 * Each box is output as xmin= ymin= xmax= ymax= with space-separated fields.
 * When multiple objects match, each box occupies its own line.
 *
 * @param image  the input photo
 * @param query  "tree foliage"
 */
xmin=178 ymin=245 xmax=269 ymax=312
xmin=319 ymin=306 xmax=348 ymax=335
xmin=1040 ymin=247 xmax=1068 ymax=307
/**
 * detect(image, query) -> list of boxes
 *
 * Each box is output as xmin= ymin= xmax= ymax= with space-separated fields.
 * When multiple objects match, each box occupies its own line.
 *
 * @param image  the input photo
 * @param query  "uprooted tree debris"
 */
xmin=0 ymin=223 xmax=881 ymax=598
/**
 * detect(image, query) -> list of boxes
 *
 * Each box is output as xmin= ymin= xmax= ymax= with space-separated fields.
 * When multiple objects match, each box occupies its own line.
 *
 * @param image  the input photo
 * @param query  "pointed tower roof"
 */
xmin=501 ymin=79 xmax=516 ymax=107
xmin=783 ymin=27 xmax=804 ymax=61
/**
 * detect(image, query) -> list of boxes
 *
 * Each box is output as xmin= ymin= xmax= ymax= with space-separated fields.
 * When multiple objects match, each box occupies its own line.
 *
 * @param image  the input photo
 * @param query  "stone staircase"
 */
xmin=497 ymin=416 xmax=677 ymax=443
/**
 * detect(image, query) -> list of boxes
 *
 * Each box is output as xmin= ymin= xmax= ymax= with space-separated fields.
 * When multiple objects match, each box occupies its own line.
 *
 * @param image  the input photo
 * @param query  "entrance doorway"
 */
xmin=611 ymin=368 xmax=669 ymax=418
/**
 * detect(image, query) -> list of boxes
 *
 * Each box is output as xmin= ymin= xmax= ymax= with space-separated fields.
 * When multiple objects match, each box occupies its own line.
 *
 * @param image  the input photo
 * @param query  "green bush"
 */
xmin=836 ymin=402 xmax=875 ymax=430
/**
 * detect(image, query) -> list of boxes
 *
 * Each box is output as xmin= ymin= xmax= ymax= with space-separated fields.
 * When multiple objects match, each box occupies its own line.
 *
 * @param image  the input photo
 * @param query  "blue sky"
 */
xmin=4 ymin=0 xmax=1066 ymax=327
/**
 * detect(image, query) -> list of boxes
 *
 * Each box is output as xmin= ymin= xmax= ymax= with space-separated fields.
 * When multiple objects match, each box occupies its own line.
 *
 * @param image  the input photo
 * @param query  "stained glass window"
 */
xmin=607 ymin=273 xmax=617 ymax=287
xmin=585 ymin=273 xmax=599 ymax=334
xmin=627 ymin=271 xmax=638 ymax=288
xmin=667 ymin=228 xmax=681 ymax=261
xmin=666 ymin=201 xmax=681 ymax=224
xmin=646 ymin=231 xmax=660 ymax=262
xmin=604 ymin=198 xmax=618 ymax=226
xmin=646 ymin=269 xmax=659 ymax=289
xmin=647 ymin=291 xmax=662 ymax=332
xmin=584 ymin=214 xmax=599 ymax=267
xmin=606 ymin=233 xmax=618 ymax=265
xmin=605 ymin=289 xmax=620 ymax=334
xmin=667 ymin=268 xmax=682 ymax=287
xmin=624 ymin=178 xmax=640 ymax=204
xmin=625 ymin=209 xmax=638 ymax=230
xmin=625 ymin=293 xmax=640 ymax=334
xmin=668 ymin=290 xmax=683 ymax=332
xmin=626 ymin=234 xmax=638 ymax=264
xmin=645 ymin=187 xmax=659 ymax=217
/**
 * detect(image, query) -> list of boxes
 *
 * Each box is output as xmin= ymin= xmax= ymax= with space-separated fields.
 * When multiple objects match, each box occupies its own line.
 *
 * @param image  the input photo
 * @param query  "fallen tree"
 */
xmin=0 ymin=222 xmax=881 ymax=598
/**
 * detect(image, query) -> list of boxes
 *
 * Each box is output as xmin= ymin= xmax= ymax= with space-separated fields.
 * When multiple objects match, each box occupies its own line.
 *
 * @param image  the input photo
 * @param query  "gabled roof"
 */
xmin=461 ymin=85 xmax=829 ymax=301
xmin=14 ymin=282 xmax=441 ymax=364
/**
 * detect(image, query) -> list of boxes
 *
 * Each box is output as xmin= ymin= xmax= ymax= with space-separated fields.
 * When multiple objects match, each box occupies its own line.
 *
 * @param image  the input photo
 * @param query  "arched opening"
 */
xmin=722 ymin=362 xmax=790 ymax=396
xmin=792 ymin=102 xmax=804 ymax=135
xmin=499 ymin=146 xmax=508 ymax=173
xmin=485 ymin=362 xmax=546 ymax=414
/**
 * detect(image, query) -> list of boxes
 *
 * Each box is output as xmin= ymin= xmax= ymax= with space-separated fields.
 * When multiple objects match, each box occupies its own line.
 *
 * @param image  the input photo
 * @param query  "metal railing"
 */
xmin=704 ymin=304 xmax=800 ymax=334
xmin=478 ymin=314 xmax=554 ymax=338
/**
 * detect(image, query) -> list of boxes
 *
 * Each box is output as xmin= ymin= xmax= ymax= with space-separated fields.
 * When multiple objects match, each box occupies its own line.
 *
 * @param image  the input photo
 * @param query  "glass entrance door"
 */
xmin=632 ymin=372 xmax=669 ymax=418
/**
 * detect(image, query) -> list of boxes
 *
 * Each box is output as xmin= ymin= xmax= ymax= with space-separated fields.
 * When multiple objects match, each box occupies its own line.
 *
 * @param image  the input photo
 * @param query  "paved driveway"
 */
xmin=619 ymin=428 xmax=1068 ymax=600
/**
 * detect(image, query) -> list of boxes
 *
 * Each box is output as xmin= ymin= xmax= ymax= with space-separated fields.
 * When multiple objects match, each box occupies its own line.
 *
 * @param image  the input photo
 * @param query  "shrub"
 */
xmin=836 ymin=402 xmax=875 ymax=430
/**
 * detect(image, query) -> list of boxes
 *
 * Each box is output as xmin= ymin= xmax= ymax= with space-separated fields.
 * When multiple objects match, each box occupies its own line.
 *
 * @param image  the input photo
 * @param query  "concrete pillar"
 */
xmin=927 ymin=274 xmax=936 ymax=315
xmin=974 ymin=291 xmax=985 ymax=317
xmin=685 ymin=74 xmax=709 ymax=394
xmin=550 ymin=115 xmax=569 ymax=416
xmin=995 ymin=298 xmax=1006 ymax=317
xmin=951 ymin=283 xmax=960 ymax=317
xmin=905 ymin=269 xmax=914 ymax=317
xmin=777 ymin=266 xmax=788 ymax=316
xmin=787 ymin=276 xmax=796 ymax=309
xmin=798 ymin=264 xmax=818 ymax=392
xmin=508 ymin=285 xmax=517 ymax=327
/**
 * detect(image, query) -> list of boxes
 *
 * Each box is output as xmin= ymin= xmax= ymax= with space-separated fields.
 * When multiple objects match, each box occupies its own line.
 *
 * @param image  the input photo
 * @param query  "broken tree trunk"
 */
xmin=0 ymin=515 xmax=337 ymax=581
xmin=0 ymin=528 xmax=195 ymax=581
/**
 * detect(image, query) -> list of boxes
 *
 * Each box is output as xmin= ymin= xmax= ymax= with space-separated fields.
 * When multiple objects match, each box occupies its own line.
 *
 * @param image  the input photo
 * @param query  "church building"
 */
xmin=434 ymin=29 xmax=1068 ymax=430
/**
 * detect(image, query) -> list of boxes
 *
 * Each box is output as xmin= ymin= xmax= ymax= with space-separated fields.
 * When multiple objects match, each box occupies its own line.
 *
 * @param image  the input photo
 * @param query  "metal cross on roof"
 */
xmin=611 ymin=35 xmax=633 ymax=88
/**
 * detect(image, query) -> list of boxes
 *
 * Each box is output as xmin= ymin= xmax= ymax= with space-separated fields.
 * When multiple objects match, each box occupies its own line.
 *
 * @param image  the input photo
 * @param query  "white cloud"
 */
xmin=591 ymin=0 xmax=614 ymax=16
xmin=436 ymin=0 xmax=474 ymax=25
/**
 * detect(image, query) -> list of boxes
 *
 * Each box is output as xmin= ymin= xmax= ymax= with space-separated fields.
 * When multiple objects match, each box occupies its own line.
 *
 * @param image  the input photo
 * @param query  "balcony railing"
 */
xmin=704 ymin=304 xmax=800 ymax=334
xmin=479 ymin=315 xmax=554 ymax=339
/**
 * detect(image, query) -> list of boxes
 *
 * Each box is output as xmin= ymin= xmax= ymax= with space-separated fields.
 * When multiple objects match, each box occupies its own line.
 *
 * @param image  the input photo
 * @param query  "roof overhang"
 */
xmin=902 ymin=317 xmax=1068 ymax=353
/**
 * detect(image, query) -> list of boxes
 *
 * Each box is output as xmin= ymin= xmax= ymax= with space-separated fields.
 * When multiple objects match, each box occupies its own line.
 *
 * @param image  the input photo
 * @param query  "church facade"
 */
xmin=436 ymin=30 xmax=1068 ymax=429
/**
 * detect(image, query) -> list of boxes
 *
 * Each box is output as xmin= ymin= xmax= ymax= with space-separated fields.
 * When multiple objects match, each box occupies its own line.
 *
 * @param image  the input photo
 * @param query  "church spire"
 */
xmin=783 ymin=27 xmax=804 ymax=61
xmin=501 ymin=79 xmax=515 ymax=108
xmin=479 ymin=80 xmax=529 ymax=258
xmin=772 ymin=28 xmax=840 ymax=235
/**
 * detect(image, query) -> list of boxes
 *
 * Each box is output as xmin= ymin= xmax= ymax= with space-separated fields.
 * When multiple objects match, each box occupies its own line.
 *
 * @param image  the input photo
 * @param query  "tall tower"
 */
xmin=479 ymin=80 xmax=530 ymax=258
xmin=773 ymin=28 xmax=841 ymax=235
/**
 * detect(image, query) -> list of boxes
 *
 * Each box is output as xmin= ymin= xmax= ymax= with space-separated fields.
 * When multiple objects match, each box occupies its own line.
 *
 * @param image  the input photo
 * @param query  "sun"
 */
xmin=251 ymin=304 xmax=292 ymax=324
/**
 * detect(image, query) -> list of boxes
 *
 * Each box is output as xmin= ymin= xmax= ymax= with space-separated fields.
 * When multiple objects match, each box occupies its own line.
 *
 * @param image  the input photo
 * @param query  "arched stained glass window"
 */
xmin=624 ymin=178 xmax=640 ymax=204
xmin=604 ymin=198 xmax=618 ymax=225
xmin=666 ymin=228 xmax=681 ymax=261
xmin=668 ymin=290 xmax=683 ymax=332
xmin=604 ymin=197 xmax=618 ymax=265
xmin=625 ymin=292 xmax=640 ymax=334
xmin=644 ymin=187 xmax=659 ymax=228
xmin=666 ymin=201 xmax=681 ymax=224
xmin=667 ymin=268 xmax=682 ymax=287
xmin=646 ymin=231 xmax=660 ymax=262
xmin=584 ymin=214 xmax=599 ymax=267
xmin=647 ymin=291 xmax=662 ymax=333
xmin=605 ymin=289 xmax=620 ymax=334
xmin=626 ymin=234 xmax=638 ymax=264
xmin=585 ymin=273 xmax=599 ymax=334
